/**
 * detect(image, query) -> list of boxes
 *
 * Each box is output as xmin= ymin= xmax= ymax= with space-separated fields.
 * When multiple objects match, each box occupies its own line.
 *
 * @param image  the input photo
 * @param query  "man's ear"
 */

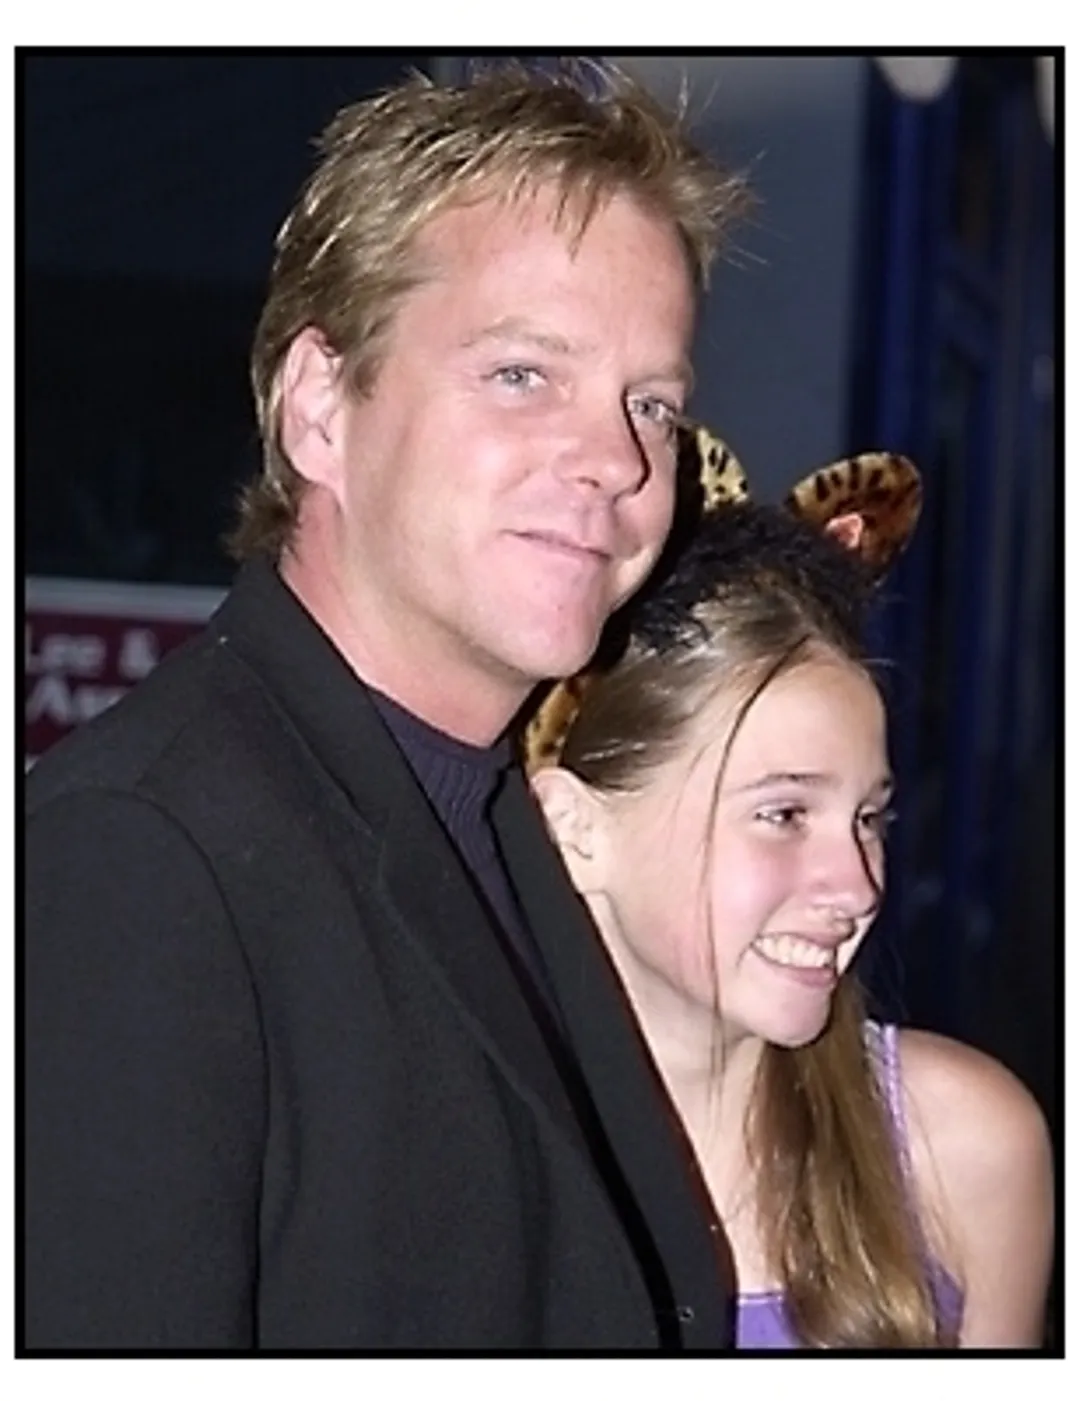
xmin=278 ymin=327 xmax=347 ymax=499
xmin=529 ymin=767 xmax=604 ymax=896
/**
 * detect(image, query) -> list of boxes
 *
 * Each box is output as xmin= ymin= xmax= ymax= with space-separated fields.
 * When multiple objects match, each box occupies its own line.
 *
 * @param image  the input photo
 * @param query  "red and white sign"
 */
xmin=25 ymin=576 xmax=225 ymax=764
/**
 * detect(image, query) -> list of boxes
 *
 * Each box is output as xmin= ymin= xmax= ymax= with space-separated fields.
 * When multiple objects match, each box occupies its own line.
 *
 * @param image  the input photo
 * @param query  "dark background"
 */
xmin=24 ymin=53 xmax=428 ymax=583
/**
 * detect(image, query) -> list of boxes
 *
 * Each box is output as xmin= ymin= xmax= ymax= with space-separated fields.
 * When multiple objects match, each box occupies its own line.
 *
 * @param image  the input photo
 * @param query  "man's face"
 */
xmin=320 ymin=185 xmax=695 ymax=722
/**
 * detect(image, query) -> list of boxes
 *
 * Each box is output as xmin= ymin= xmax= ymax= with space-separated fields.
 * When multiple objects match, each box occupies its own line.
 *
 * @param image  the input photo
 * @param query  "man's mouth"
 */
xmin=516 ymin=530 xmax=612 ymax=564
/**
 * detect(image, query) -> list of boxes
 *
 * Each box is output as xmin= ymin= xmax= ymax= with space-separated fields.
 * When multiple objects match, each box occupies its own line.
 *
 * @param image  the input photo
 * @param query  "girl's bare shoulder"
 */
xmin=897 ymin=1027 xmax=1053 ymax=1346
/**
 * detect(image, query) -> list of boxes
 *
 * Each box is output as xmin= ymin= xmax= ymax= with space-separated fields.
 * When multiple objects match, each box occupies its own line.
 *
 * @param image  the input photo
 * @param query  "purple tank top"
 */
xmin=734 ymin=1022 xmax=964 ymax=1348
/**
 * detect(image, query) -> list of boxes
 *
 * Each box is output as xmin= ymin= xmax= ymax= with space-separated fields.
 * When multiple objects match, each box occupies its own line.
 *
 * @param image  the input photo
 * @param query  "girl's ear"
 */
xmin=529 ymin=767 xmax=604 ymax=896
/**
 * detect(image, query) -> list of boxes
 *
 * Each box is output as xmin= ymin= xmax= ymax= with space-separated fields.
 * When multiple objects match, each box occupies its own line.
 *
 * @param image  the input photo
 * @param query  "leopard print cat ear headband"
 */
xmin=521 ymin=424 xmax=922 ymax=775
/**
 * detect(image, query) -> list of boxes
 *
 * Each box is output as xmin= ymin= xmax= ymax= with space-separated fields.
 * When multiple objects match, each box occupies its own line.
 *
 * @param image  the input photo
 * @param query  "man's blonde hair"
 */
xmin=233 ymin=60 xmax=751 ymax=560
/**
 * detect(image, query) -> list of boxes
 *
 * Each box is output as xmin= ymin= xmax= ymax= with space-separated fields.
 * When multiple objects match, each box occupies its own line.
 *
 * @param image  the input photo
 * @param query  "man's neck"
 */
xmin=279 ymin=546 xmax=524 ymax=747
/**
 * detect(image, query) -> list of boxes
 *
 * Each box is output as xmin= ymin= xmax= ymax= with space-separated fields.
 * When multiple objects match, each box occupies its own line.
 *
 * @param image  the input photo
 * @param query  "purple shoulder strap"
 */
xmin=866 ymin=1021 xmax=909 ymax=1145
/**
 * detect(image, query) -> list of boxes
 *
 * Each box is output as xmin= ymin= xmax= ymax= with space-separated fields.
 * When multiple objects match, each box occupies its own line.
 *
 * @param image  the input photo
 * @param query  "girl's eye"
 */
xmin=858 ymin=806 xmax=897 ymax=840
xmin=756 ymin=804 xmax=807 ymax=831
xmin=491 ymin=365 xmax=546 ymax=392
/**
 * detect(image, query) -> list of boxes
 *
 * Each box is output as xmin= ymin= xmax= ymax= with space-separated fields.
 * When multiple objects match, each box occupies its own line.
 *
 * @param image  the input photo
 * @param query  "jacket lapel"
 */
xmin=215 ymin=560 xmax=591 ymax=1163
xmin=496 ymin=772 xmax=730 ymax=1346
xmin=374 ymin=788 xmax=591 ymax=1160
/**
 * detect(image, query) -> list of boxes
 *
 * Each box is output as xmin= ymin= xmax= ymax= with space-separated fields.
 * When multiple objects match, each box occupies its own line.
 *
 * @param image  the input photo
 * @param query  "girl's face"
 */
xmin=587 ymin=653 xmax=892 ymax=1051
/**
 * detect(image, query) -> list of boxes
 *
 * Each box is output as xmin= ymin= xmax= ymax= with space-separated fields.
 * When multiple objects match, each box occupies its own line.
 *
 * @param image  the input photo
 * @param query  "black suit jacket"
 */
xmin=25 ymin=558 xmax=728 ymax=1351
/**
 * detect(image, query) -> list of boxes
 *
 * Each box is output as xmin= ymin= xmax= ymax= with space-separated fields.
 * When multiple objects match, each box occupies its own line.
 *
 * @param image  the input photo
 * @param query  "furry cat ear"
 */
xmin=823 ymin=511 xmax=866 ymax=552
xmin=666 ymin=423 xmax=749 ymax=543
xmin=784 ymin=452 xmax=922 ymax=576
xmin=521 ymin=675 xmax=592 ymax=777
xmin=686 ymin=424 xmax=750 ymax=511
xmin=680 ymin=428 xmax=923 ymax=574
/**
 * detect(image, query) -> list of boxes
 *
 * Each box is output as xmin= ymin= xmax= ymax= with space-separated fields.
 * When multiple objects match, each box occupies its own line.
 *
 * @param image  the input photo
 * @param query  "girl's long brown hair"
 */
xmin=558 ymin=502 xmax=946 ymax=1347
xmin=751 ymin=979 xmax=942 ymax=1346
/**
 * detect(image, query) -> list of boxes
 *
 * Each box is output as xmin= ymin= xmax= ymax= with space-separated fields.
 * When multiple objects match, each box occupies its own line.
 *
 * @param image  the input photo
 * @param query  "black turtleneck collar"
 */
xmin=366 ymin=686 xmax=513 ymax=845
xmin=366 ymin=685 xmax=560 ymax=1022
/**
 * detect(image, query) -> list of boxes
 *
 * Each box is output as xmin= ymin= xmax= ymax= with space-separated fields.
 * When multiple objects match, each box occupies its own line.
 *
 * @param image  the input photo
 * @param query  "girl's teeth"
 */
xmin=755 ymin=934 xmax=835 ymax=970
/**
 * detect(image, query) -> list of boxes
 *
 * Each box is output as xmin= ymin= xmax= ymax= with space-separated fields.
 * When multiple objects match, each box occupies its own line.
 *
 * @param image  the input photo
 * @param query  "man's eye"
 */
xmin=492 ymin=365 xmax=546 ymax=391
xmin=627 ymin=395 xmax=681 ymax=433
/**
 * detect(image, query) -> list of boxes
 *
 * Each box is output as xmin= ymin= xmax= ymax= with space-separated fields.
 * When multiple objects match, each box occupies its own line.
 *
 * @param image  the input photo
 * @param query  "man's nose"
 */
xmin=559 ymin=407 xmax=650 ymax=498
